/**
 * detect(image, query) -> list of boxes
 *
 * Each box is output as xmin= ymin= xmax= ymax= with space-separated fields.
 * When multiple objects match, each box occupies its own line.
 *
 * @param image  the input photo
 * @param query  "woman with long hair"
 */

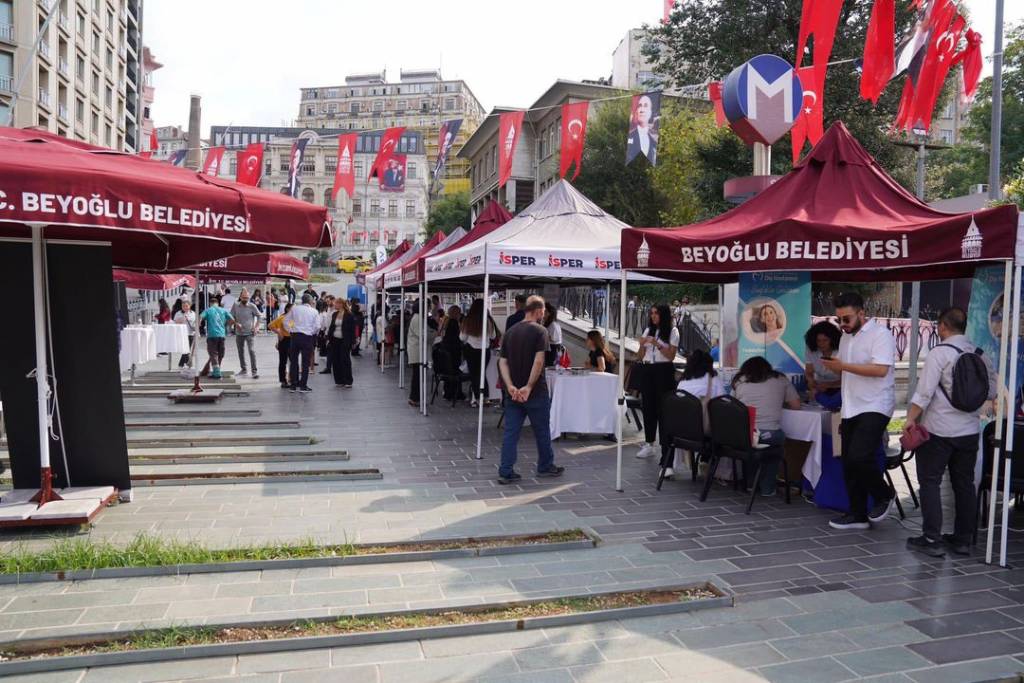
xmin=666 ymin=348 xmax=725 ymax=478
xmin=731 ymin=355 xmax=802 ymax=496
xmin=461 ymin=298 xmax=499 ymax=407
xmin=155 ymin=298 xmax=172 ymax=324
xmin=804 ymin=320 xmax=842 ymax=407
xmin=543 ymin=303 xmax=564 ymax=367
xmin=441 ymin=305 xmax=465 ymax=401
xmin=327 ymin=298 xmax=355 ymax=387
xmin=751 ymin=303 xmax=784 ymax=342
xmin=635 ymin=304 xmax=679 ymax=460
xmin=585 ymin=330 xmax=616 ymax=374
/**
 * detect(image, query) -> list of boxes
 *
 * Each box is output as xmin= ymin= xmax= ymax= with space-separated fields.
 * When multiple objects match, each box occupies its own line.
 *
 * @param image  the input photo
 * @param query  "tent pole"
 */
xmin=28 ymin=224 xmax=61 ymax=505
xmin=986 ymin=262 xmax=1013 ymax=564
xmin=604 ymin=282 xmax=611 ymax=342
xmin=423 ymin=279 xmax=430 ymax=416
xmin=999 ymin=263 xmax=1022 ymax=566
xmin=399 ymin=286 xmax=405 ymax=389
xmin=379 ymin=287 xmax=385 ymax=374
xmin=907 ymin=283 xmax=921 ymax=400
xmin=615 ymin=269 xmax=627 ymax=492
xmin=475 ymin=273 xmax=490 ymax=460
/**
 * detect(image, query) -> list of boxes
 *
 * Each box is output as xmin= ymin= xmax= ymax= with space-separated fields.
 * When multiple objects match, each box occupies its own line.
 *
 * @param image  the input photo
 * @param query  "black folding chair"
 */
xmin=657 ymin=390 xmax=709 ymax=490
xmin=706 ymin=395 xmax=790 ymax=514
xmin=974 ymin=420 xmax=1024 ymax=545
xmin=884 ymin=446 xmax=919 ymax=520
xmin=430 ymin=346 xmax=471 ymax=408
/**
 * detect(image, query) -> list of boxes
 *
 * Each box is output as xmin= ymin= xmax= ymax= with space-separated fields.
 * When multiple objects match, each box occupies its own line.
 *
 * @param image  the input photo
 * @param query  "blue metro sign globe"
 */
xmin=722 ymin=54 xmax=804 ymax=147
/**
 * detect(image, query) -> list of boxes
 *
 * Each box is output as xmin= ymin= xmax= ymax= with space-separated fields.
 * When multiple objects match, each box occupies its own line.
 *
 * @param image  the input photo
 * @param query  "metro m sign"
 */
xmin=722 ymin=54 xmax=803 ymax=146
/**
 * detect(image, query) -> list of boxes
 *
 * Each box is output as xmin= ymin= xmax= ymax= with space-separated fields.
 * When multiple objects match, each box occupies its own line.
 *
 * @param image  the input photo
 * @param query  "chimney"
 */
xmin=186 ymin=94 xmax=202 ymax=170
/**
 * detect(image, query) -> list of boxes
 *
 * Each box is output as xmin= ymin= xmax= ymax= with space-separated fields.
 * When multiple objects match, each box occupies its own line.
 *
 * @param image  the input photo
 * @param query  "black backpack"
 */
xmin=936 ymin=343 xmax=989 ymax=412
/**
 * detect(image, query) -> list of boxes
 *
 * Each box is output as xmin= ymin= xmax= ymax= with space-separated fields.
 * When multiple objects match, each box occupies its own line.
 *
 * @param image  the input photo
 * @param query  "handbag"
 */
xmin=900 ymin=422 xmax=930 ymax=451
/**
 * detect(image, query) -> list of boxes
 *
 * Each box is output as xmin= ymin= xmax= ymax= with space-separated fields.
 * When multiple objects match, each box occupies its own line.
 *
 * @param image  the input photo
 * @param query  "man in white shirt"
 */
xmin=220 ymin=287 xmax=236 ymax=317
xmin=284 ymin=294 xmax=320 ymax=393
xmin=903 ymin=307 xmax=997 ymax=556
xmin=821 ymin=292 xmax=897 ymax=531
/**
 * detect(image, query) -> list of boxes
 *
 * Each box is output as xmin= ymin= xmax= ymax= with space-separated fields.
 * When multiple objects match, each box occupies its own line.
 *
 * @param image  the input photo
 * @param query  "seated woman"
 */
xmin=585 ymin=330 xmax=616 ymax=374
xmin=666 ymin=349 xmax=724 ymax=478
xmin=804 ymin=320 xmax=842 ymax=410
xmin=731 ymin=356 xmax=802 ymax=497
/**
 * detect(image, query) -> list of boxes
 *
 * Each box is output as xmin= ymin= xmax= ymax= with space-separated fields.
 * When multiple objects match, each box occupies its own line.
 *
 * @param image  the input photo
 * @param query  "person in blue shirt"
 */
xmin=200 ymin=296 xmax=234 ymax=379
xmin=709 ymin=338 xmax=720 ymax=363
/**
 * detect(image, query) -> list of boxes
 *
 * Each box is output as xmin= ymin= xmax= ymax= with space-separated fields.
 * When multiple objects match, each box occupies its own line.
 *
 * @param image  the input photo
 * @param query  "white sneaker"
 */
xmin=636 ymin=443 xmax=656 ymax=458
xmin=663 ymin=467 xmax=675 ymax=478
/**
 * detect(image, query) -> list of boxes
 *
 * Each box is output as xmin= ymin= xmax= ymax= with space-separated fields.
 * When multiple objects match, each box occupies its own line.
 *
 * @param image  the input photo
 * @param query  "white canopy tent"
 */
xmin=424 ymin=180 xmax=650 ymax=478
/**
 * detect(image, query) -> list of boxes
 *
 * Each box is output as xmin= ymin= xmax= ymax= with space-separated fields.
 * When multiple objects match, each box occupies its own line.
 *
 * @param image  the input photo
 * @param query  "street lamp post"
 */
xmin=988 ymin=0 xmax=1005 ymax=200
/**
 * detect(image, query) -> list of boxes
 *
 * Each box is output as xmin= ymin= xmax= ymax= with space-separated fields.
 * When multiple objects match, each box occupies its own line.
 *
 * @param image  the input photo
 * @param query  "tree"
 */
xmin=306 ymin=249 xmax=329 ymax=268
xmin=425 ymin=192 xmax=471 ymax=239
xmin=1005 ymin=159 xmax=1024 ymax=206
xmin=643 ymin=0 xmax=918 ymax=190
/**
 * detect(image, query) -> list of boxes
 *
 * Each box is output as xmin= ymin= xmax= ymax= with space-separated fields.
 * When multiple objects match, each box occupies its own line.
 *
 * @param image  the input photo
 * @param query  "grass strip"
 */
xmin=0 ymin=587 xmax=716 ymax=662
xmin=0 ymin=530 xmax=590 ymax=575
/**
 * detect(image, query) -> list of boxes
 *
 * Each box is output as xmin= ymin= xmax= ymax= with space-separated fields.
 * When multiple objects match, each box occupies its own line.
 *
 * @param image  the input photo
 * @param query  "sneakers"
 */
xmin=868 ymin=494 xmax=896 ymax=524
xmin=829 ymin=514 xmax=870 ymax=530
xmin=663 ymin=467 xmax=675 ymax=479
xmin=942 ymin=533 xmax=971 ymax=556
xmin=498 ymin=471 xmax=522 ymax=485
xmin=298 ymin=386 xmax=313 ymax=393
xmin=636 ymin=443 xmax=656 ymax=459
xmin=907 ymin=535 xmax=946 ymax=557
xmin=280 ymin=382 xmax=290 ymax=389
xmin=537 ymin=466 xmax=565 ymax=478
xmin=237 ymin=369 xmax=247 ymax=376
xmin=289 ymin=385 xmax=298 ymax=393
xmin=252 ymin=374 xmax=259 ymax=380
xmin=319 ymin=369 xmax=332 ymax=374
xmin=210 ymin=369 xmax=222 ymax=380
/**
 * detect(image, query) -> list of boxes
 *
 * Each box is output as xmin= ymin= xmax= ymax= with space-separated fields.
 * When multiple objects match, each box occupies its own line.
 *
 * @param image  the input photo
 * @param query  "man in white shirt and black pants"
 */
xmin=821 ymin=292 xmax=897 ymax=530
xmin=903 ymin=307 xmax=997 ymax=556
xmin=284 ymin=294 xmax=320 ymax=393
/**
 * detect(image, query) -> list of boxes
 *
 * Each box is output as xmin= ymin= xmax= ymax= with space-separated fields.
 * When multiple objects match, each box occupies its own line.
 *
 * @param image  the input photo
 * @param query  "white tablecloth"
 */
xmin=149 ymin=323 xmax=190 ymax=354
xmin=119 ymin=326 xmax=156 ymax=371
xmin=547 ymin=370 xmax=620 ymax=439
xmin=781 ymin=406 xmax=831 ymax=488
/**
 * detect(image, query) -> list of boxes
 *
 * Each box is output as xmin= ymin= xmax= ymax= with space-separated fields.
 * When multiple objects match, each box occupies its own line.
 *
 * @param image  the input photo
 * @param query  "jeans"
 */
xmin=500 ymin=390 xmax=556 ymax=477
xmin=464 ymin=347 xmax=490 ymax=400
xmin=203 ymin=337 xmax=225 ymax=373
xmin=235 ymin=334 xmax=257 ymax=373
xmin=330 ymin=338 xmax=353 ymax=385
xmin=288 ymin=333 xmax=314 ymax=389
xmin=277 ymin=337 xmax=291 ymax=384
xmin=840 ymin=411 xmax=893 ymax=519
xmin=915 ymin=432 xmax=979 ymax=543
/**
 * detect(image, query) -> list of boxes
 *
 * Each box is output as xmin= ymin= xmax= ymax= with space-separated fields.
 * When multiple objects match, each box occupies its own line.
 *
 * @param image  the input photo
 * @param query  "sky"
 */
xmin=146 ymin=0 xmax=1024 ymax=132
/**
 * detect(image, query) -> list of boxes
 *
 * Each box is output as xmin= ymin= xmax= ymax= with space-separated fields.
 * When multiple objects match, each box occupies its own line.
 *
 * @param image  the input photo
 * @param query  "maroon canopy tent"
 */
xmin=113 ymin=270 xmax=196 ymax=291
xmin=356 ymin=240 xmax=411 ymax=286
xmin=617 ymin=122 xmax=1023 ymax=563
xmin=412 ymin=200 xmax=514 ymax=291
xmin=0 ymin=126 xmax=333 ymax=509
xmin=193 ymin=252 xmax=311 ymax=282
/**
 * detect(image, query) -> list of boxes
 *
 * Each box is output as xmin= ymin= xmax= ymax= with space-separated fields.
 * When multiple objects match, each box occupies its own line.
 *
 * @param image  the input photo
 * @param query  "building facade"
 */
xmin=930 ymin=97 xmax=973 ymax=146
xmin=209 ymin=125 xmax=429 ymax=260
xmin=152 ymin=123 xmax=187 ymax=158
xmin=139 ymin=43 xmax=157 ymax=151
xmin=611 ymin=29 xmax=662 ymax=91
xmin=295 ymin=70 xmax=484 ymax=196
xmin=0 ymin=0 xmax=143 ymax=151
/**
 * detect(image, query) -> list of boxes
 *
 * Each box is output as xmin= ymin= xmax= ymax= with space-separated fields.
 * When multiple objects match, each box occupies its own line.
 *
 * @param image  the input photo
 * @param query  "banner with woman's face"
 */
xmin=738 ymin=272 xmax=810 ymax=375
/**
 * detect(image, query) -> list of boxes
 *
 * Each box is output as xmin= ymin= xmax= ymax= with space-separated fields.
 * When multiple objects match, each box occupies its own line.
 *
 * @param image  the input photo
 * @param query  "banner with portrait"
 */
xmin=738 ymin=272 xmax=810 ymax=376
xmin=626 ymin=91 xmax=661 ymax=166
xmin=379 ymin=153 xmax=407 ymax=192
xmin=966 ymin=265 xmax=1024 ymax=411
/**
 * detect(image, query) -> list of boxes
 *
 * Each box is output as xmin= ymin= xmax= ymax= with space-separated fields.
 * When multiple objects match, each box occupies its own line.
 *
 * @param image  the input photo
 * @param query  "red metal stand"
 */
xmin=28 ymin=466 xmax=64 ymax=506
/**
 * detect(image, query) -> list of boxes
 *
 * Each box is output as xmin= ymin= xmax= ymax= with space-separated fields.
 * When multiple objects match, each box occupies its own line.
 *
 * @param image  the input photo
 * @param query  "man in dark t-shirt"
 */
xmin=505 ymin=294 xmax=527 ymax=331
xmin=497 ymin=295 xmax=564 ymax=484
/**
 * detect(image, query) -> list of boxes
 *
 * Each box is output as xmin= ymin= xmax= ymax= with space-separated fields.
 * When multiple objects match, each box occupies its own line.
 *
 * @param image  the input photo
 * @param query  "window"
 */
xmin=387 ymin=232 xmax=397 ymax=248
xmin=90 ymin=109 xmax=98 ymax=134
xmin=354 ymin=159 xmax=364 ymax=177
xmin=75 ymin=97 xmax=83 ymax=122
xmin=407 ymin=162 xmax=416 ymax=179
xmin=405 ymin=200 xmax=415 ymax=218
xmin=325 ymin=154 xmax=337 ymax=173
xmin=323 ymin=188 xmax=334 ymax=207
xmin=104 ymin=84 xmax=112 ymax=109
xmin=279 ymin=156 xmax=290 ymax=172
xmin=305 ymin=105 xmax=314 ymax=116
xmin=373 ymin=100 xmax=383 ymax=112
xmin=105 ymin=47 xmax=112 ymax=70
xmin=397 ymin=99 xmax=406 ymax=110
xmin=388 ymin=199 xmax=397 ymax=218
xmin=91 ymin=70 xmax=98 ymax=93
xmin=75 ymin=53 xmax=85 ymax=81
xmin=444 ymin=97 xmax=454 ymax=111
xmin=104 ymin=123 xmax=111 ymax=147
xmin=228 ymin=156 xmax=237 ymax=176
xmin=301 ymin=156 xmax=315 ymax=174
xmin=76 ymin=13 xmax=85 ymax=35
xmin=352 ymin=199 xmax=362 ymax=216
xmin=350 ymin=101 xmax=360 ymax=114
xmin=370 ymin=199 xmax=380 ymax=216
xmin=327 ymin=102 xmax=336 ymax=114
xmin=105 ymin=8 xmax=113 ymax=31
xmin=301 ymin=187 xmax=315 ymax=203
xmin=91 ymin=31 xmax=99 ymax=53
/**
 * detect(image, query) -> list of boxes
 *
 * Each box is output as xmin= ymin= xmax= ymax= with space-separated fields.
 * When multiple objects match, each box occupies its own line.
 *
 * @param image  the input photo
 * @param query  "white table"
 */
xmin=547 ymin=369 xmax=620 ymax=439
xmin=781 ymin=406 xmax=832 ymax=488
xmin=119 ymin=326 xmax=156 ymax=372
xmin=149 ymin=323 xmax=190 ymax=354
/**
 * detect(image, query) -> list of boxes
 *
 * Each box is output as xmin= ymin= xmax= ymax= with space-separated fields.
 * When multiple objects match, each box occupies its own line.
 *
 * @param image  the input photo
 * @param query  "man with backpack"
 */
xmin=904 ymin=307 xmax=997 ymax=557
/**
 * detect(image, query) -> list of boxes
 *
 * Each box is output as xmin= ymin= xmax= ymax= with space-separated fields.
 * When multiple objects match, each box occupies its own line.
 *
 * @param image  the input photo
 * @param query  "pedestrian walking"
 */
xmin=327 ymin=298 xmax=355 ymax=387
xmin=821 ymin=292 xmax=897 ymax=530
xmin=268 ymin=302 xmax=293 ymax=388
xmin=230 ymin=288 xmax=260 ymax=378
xmin=284 ymin=294 xmax=319 ymax=393
xmin=904 ymin=307 xmax=997 ymax=556
xmin=173 ymin=299 xmax=197 ymax=368
xmin=496 ymin=295 xmax=564 ymax=484
xmin=199 ymin=296 xmax=233 ymax=379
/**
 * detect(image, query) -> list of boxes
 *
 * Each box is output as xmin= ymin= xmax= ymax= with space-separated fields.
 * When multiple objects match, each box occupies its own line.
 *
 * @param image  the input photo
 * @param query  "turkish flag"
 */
xmin=796 ymin=0 xmax=844 ymax=102
xmin=559 ymin=101 xmax=589 ymax=181
xmin=202 ymin=146 xmax=226 ymax=176
xmin=498 ymin=111 xmax=525 ymax=189
xmin=906 ymin=2 xmax=962 ymax=133
xmin=235 ymin=143 xmax=264 ymax=186
xmin=333 ymin=133 xmax=357 ymax=200
xmin=954 ymin=28 xmax=983 ymax=104
xmin=708 ymin=81 xmax=726 ymax=127
xmin=791 ymin=66 xmax=824 ymax=164
xmin=860 ymin=0 xmax=895 ymax=105
xmin=368 ymin=127 xmax=405 ymax=180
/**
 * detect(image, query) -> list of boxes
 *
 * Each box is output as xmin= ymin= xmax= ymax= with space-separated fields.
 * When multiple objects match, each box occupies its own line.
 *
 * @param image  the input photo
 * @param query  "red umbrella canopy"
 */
xmin=0 ymin=128 xmax=332 ymax=270
xmin=113 ymin=269 xmax=195 ymax=291
xmin=194 ymin=252 xmax=310 ymax=281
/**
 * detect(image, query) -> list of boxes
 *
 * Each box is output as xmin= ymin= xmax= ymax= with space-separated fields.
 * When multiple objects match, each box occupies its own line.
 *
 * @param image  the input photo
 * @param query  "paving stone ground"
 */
xmin=2 ymin=335 xmax=1024 ymax=682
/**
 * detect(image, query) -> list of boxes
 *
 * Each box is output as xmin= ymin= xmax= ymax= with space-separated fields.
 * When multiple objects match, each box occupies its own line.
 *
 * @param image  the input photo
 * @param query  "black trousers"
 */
xmin=288 ymin=333 xmax=315 ymax=389
xmin=178 ymin=335 xmax=194 ymax=367
xmin=915 ymin=432 xmax=979 ymax=543
xmin=277 ymin=337 xmax=291 ymax=384
xmin=639 ymin=363 xmax=677 ymax=448
xmin=409 ymin=362 xmax=422 ymax=403
xmin=330 ymin=338 xmax=353 ymax=385
xmin=840 ymin=411 xmax=893 ymax=519
xmin=464 ymin=347 xmax=491 ymax=400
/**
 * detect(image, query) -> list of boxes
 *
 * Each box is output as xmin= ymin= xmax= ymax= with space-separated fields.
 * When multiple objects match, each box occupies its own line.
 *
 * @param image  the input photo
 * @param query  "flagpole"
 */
xmin=988 ymin=0 xmax=1005 ymax=200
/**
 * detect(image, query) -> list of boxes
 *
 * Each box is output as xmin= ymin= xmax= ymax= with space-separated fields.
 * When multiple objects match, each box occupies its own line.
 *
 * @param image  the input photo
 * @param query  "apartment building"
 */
xmin=0 ymin=0 xmax=144 ymax=151
xmin=296 ymin=69 xmax=484 ymax=196
xmin=209 ymin=125 xmax=428 ymax=259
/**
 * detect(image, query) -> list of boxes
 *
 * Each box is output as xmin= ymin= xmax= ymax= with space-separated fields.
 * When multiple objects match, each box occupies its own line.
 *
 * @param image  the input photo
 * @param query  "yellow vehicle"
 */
xmin=337 ymin=258 xmax=375 ymax=274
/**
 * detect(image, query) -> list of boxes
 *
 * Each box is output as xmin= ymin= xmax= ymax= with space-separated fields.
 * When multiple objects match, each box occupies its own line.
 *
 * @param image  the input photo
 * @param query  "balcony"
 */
xmin=58 ymin=103 xmax=69 ymax=122
xmin=0 ymin=23 xmax=13 ymax=44
xmin=38 ymin=41 xmax=51 ymax=62
xmin=58 ymin=57 xmax=70 ymax=77
xmin=58 ymin=13 xmax=70 ymax=34
xmin=38 ymin=89 xmax=52 ymax=109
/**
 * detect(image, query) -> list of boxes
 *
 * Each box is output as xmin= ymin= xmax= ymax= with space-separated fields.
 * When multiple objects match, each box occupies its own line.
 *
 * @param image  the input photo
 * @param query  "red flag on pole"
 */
xmin=498 ymin=111 xmax=525 ymax=189
xmin=368 ymin=127 xmax=405 ymax=180
xmin=149 ymin=128 xmax=158 ymax=153
xmin=202 ymin=146 xmax=226 ymax=176
xmin=954 ymin=28 xmax=983 ymax=104
xmin=708 ymin=81 xmax=726 ymax=127
xmin=559 ymin=101 xmax=589 ymax=181
xmin=791 ymin=66 xmax=824 ymax=164
xmin=333 ymin=133 xmax=357 ymax=200
xmin=235 ymin=143 xmax=264 ymax=186
xmin=904 ymin=1 xmax=961 ymax=133
xmin=795 ymin=0 xmax=844 ymax=102
xmin=860 ymin=0 xmax=895 ymax=104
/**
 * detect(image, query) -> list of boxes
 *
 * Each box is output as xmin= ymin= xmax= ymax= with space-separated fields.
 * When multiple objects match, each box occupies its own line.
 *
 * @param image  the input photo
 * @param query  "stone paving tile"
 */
xmin=568 ymin=658 xmax=668 ymax=683
xmin=236 ymin=649 xmax=332 ymax=673
xmin=907 ymin=631 xmax=1024 ymax=665
xmin=835 ymin=646 xmax=933 ymax=677
xmin=755 ymin=655 xmax=856 ymax=683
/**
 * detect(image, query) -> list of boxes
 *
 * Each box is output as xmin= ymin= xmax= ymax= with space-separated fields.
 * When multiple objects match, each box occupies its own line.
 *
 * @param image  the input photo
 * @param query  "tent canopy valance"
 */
xmin=620 ymin=123 xmax=1021 ymax=283
xmin=377 ymin=232 xmax=446 ymax=291
xmin=113 ymin=270 xmax=195 ymax=291
xmin=357 ymin=239 xmax=410 ymax=285
xmin=0 ymin=128 xmax=333 ymax=270
xmin=192 ymin=252 xmax=310 ymax=282
xmin=393 ymin=227 xmax=467 ymax=290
